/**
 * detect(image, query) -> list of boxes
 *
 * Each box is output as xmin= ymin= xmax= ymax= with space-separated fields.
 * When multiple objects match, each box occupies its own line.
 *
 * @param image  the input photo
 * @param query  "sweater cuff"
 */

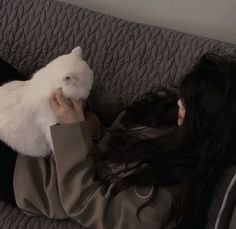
xmin=50 ymin=121 xmax=92 ymax=158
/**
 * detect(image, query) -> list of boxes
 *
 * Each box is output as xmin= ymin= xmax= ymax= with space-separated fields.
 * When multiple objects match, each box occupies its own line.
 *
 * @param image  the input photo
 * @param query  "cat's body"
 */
xmin=0 ymin=47 xmax=93 ymax=157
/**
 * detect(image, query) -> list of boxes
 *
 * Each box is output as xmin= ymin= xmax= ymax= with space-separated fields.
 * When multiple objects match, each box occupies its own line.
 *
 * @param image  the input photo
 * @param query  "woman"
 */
xmin=13 ymin=53 xmax=236 ymax=229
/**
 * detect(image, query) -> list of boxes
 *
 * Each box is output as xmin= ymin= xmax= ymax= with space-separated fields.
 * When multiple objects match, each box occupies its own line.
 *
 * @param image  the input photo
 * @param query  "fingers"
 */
xmin=49 ymin=88 xmax=83 ymax=112
xmin=48 ymin=89 xmax=86 ymax=124
xmin=54 ymin=88 xmax=72 ymax=107
xmin=49 ymin=91 xmax=60 ymax=112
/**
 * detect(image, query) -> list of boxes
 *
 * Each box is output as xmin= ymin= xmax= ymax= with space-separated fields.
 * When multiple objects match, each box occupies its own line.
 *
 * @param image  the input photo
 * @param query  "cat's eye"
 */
xmin=63 ymin=76 xmax=78 ymax=85
xmin=63 ymin=76 xmax=71 ymax=83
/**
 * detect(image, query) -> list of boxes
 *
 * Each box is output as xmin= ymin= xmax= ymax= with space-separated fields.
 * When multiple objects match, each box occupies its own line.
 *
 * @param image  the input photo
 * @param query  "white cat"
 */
xmin=0 ymin=47 xmax=93 ymax=157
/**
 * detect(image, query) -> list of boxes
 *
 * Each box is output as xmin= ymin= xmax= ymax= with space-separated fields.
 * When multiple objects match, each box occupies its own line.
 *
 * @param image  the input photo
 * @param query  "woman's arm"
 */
xmin=50 ymin=122 xmax=125 ymax=228
xmin=48 ymin=89 xmax=172 ymax=229
xmin=50 ymin=121 xmax=171 ymax=229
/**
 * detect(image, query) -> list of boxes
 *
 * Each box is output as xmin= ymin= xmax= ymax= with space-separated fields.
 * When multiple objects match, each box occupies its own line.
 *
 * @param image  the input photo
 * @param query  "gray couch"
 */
xmin=0 ymin=0 xmax=236 ymax=228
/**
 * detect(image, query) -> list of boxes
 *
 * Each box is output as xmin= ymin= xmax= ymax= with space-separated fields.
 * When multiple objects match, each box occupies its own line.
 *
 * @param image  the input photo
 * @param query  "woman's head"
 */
xmin=173 ymin=54 xmax=236 ymax=227
xmin=121 ymin=89 xmax=179 ymax=129
xmin=99 ymin=53 xmax=236 ymax=228
xmin=178 ymin=54 xmax=236 ymax=141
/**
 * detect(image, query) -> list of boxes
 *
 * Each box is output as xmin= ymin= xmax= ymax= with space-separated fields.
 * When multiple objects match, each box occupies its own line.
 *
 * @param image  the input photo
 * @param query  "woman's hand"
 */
xmin=49 ymin=88 xmax=85 ymax=124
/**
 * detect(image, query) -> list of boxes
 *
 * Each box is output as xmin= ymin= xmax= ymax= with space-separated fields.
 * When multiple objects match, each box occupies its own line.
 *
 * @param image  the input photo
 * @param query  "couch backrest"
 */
xmin=0 ymin=0 xmax=236 ymax=228
xmin=1 ymin=0 xmax=236 ymax=108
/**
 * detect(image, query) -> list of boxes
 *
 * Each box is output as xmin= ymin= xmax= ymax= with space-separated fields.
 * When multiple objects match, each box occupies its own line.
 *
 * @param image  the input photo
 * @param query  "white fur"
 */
xmin=0 ymin=47 xmax=93 ymax=157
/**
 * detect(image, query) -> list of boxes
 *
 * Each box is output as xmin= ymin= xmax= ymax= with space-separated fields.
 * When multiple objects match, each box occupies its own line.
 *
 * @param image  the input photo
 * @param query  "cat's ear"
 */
xmin=71 ymin=47 xmax=82 ymax=58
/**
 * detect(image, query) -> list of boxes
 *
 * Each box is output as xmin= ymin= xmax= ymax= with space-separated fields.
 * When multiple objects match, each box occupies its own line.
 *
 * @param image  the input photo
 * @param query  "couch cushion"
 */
xmin=206 ymin=166 xmax=236 ymax=229
xmin=229 ymin=205 xmax=236 ymax=229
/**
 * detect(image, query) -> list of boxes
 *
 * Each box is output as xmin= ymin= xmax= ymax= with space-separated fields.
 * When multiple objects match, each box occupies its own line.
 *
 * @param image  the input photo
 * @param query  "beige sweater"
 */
xmin=13 ymin=122 xmax=174 ymax=229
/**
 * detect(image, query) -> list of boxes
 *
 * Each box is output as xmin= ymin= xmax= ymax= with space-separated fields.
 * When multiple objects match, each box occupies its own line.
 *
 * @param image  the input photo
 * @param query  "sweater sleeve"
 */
xmin=50 ymin=122 xmax=172 ymax=229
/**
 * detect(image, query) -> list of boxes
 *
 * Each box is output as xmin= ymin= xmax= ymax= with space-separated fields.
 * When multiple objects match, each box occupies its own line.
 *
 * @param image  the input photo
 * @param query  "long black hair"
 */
xmin=97 ymin=54 xmax=236 ymax=228
xmin=174 ymin=54 xmax=236 ymax=228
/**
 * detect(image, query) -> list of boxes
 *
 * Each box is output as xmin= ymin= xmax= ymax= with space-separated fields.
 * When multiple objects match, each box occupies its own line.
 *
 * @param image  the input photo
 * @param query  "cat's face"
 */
xmin=45 ymin=47 xmax=94 ymax=100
